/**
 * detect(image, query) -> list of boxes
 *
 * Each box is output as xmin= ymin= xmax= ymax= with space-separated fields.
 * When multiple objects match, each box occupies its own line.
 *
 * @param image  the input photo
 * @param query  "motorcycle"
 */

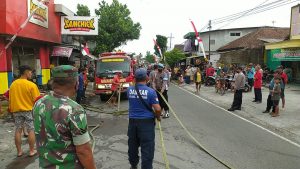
xmin=225 ymin=75 xmax=234 ymax=91
xmin=225 ymin=75 xmax=250 ymax=92
xmin=205 ymin=76 xmax=216 ymax=86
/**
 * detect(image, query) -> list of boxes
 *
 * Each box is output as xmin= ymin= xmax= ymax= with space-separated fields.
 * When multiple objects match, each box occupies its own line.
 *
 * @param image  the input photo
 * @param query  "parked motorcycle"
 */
xmin=225 ymin=75 xmax=234 ymax=91
xmin=205 ymin=76 xmax=216 ymax=86
xmin=224 ymin=74 xmax=250 ymax=92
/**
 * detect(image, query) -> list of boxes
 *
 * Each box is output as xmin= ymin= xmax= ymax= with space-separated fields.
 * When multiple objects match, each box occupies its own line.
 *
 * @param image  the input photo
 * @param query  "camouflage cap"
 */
xmin=51 ymin=65 xmax=78 ymax=78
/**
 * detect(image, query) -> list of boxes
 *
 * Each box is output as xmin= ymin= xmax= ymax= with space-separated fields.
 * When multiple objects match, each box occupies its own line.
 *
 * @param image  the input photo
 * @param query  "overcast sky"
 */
xmin=54 ymin=0 xmax=299 ymax=55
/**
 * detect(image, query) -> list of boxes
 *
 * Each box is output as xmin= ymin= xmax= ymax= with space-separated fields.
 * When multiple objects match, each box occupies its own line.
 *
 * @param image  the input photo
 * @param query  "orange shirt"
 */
xmin=111 ymin=75 xmax=120 ymax=91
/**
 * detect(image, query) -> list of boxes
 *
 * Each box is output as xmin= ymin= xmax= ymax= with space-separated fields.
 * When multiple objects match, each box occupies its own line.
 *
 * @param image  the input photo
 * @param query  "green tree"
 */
xmin=154 ymin=35 xmax=168 ymax=57
xmin=94 ymin=0 xmax=142 ymax=53
xmin=164 ymin=48 xmax=185 ymax=67
xmin=76 ymin=4 xmax=91 ymax=16
xmin=145 ymin=51 xmax=155 ymax=63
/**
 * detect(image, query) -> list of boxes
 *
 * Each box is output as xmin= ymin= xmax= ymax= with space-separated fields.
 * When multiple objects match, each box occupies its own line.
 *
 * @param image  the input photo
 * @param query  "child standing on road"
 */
xmin=271 ymin=77 xmax=281 ymax=117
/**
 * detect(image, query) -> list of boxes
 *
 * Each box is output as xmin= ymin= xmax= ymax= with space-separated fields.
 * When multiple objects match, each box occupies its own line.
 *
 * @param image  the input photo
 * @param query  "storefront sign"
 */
xmin=61 ymin=16 xmax=98 ymax=35
xmin=51 ymin=47 xmax=73 ymax=57
xmin=28 ymin=0 xmax=48 ymax=28
xmin=271 ymin=48 xmax=300 ymax=61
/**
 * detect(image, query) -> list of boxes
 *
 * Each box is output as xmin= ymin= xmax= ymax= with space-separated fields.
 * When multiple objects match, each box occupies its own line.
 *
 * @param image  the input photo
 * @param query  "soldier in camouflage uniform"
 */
xmin=33 ymin=65 xmax=96 ymax=169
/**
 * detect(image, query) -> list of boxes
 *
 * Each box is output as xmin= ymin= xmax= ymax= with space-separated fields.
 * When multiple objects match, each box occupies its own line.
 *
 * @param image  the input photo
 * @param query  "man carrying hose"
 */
xmin=109 ymin=72 xmax=122 ymax=107
xmin=127 ymin=68 xmax=162 ymax=169
xmin=33 ymin=65 xmax=96 ymax=169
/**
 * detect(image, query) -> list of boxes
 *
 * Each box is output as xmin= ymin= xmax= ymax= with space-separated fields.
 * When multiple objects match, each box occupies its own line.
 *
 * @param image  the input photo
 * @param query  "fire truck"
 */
xmin=94 ymin=52 xmax=134 ymax=100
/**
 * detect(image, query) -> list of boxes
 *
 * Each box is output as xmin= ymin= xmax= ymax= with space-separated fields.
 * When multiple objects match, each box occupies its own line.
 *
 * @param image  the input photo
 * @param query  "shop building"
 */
xmin=0 ymin=0 xmax=69 ymax=94
xmin=265 ymin=4 xmax=300 ymax=83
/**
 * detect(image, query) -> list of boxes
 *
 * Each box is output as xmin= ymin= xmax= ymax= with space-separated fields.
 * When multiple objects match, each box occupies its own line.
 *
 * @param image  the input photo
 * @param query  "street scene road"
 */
xmin=1 ymin=84 xmax=300 ymax=169
xmin=2 ymin=0 xmax=300 ymax=169
xmin=167 ymin=85 xmax=300 ymax=169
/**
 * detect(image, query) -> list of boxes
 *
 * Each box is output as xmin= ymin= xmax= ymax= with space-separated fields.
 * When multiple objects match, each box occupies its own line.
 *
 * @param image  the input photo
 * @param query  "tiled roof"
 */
xmin=217 ymin=28 xmax=290 ymax=51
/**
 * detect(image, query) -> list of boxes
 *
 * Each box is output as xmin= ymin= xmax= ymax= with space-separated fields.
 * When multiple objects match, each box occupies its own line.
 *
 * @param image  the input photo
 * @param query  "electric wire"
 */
xmin=199 ymin=0 xmax=299 ymax=31
xmin=212 ymin=0 xmax=286 ymax=24
xmin=216 ymin=0 xmax=270 ymax=29
xmin=216 ymin=0 xmax=299 ymax=28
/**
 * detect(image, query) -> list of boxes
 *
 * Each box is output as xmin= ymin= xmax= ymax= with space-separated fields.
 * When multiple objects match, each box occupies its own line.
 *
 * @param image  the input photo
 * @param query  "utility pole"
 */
xmin=168 ymin=33 xmax=174 ymax=51
xmin=208 ymin=20 xmax=212 ymax=61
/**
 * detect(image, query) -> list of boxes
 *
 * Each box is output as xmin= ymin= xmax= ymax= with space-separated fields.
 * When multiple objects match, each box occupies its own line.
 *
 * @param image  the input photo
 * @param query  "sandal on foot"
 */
xmin=29 ymin=151 xmax=37 ymax=157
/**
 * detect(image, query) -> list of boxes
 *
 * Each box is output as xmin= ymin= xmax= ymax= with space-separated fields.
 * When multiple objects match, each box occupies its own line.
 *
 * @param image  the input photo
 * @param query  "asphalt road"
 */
xmin=167 ymin=85 xmax=300 ymax=169
xmin=3 ymin=85 xmax=300 ymax=169
xmin=87 ymin=94 xmax=227 ymax=169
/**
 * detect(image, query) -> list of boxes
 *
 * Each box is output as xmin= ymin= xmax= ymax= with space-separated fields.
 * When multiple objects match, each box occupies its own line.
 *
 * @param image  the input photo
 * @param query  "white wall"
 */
xmin=210 ymin=54 xmax=221 ymax=68
xmin=198 ymin=28 xmax=259 ymax=52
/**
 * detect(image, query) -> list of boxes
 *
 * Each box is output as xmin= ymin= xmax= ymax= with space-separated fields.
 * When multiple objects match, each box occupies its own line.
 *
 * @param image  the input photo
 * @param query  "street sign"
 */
xmin=61 ymin=16 xmax=98 ymax=35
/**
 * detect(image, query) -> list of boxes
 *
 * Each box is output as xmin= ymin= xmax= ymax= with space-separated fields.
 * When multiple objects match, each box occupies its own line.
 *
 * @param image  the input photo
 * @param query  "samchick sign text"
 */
xmin=28 ymin=0 xmax=48 ymax=28
xmin=61 ymin=16 xmax=98 ymax=35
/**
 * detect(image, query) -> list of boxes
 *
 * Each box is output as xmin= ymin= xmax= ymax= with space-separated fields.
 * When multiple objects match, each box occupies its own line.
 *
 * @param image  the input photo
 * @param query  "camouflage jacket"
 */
xmin=33 ymin=92 xmax=90 ymax=169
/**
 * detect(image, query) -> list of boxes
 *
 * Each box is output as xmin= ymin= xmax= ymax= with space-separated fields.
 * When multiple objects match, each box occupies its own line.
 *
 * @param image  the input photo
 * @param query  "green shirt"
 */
xmin=33 ymin=92 xmax=90 ymax=169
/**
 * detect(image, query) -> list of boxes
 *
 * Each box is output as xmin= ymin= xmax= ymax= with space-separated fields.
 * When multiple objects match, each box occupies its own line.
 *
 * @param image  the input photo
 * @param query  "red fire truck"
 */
xmin=94 ymin=52 xmax=134 ymax=100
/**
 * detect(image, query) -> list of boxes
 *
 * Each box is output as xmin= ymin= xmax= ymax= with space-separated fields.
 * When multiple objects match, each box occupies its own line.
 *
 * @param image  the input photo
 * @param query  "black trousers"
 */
xmin=157 ymin=90 xmax=169 ymax=111
xmin=128 ymin=119 xmax=155 ymax=169
xmin=254 ymin=88 xmax=262 ymax=102
xmin=248 ymin=78 xmax=254 ymax=90
xmin=266 ymin=94 xmax=275 ymax=112
xmin=76 ymin=90 xmax=84 ymax=104
xmin=231 ymin=89 xmax=243 ymax=109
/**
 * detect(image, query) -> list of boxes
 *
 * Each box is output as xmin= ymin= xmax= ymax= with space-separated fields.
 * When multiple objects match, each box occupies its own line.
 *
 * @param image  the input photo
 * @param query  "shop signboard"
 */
xmin=271 ymin=48 xmax=300 ymax=61
xmin=51 ymin=47 xmax=73 ymax=57
xmin=61 ymin=16 xmax=99 ymax=35
xmin=28 ymin=0 xmax=49 ymax=28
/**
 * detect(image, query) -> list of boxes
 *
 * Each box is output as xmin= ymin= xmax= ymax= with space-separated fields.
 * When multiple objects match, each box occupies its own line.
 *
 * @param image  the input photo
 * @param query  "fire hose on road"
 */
xmin=156 ymin=89 xmax=233 ymax=169
xmin=86 ymin=85 xmax=233 ymax=169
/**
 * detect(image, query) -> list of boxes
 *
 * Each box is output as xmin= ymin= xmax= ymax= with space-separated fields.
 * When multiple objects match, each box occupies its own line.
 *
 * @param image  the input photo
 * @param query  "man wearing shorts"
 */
xmin=9 ymin=65 xmax=40 ymax=157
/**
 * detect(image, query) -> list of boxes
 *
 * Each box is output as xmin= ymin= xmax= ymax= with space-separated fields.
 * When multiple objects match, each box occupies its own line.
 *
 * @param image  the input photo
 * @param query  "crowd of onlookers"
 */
xmin=171 ymin=63 xmax=289 ymax=117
